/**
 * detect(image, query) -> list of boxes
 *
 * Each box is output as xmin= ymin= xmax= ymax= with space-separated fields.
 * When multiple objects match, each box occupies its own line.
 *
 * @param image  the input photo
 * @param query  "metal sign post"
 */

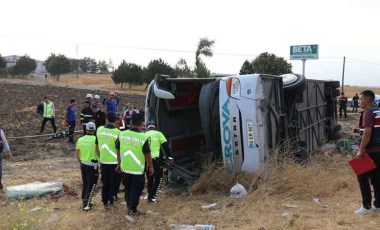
xmin=290 ymin=45 xmax=319 ymax=77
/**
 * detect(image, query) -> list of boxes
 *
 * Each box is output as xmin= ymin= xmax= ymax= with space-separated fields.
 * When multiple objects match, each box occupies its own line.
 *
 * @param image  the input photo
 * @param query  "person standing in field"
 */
xmin=75 ymin=122 xmax=98 ymax=211
xmin=40 ymin=96 xmax=57 ymax=134
xmin=144 ymin=124 xmax=173 ymax=203
xmin=0 ymin=128 xmax=11 ymax=190
xmin=338 ymin=92 xmax=348 ymax=120
xmin=116 ymin=113 xmax=154 ymax=221
xmin=354 ymin=90 xmax=380 ymax=215
xmin=80 ymin=101 xmax=93 ymax=135
xmin=65 ymin=99 xmax=77 ymax=144
xmin=104 ymin=92 xmax=118 ymax=114
xmin=96 ymin=112 xmax=121 ymax=209
xmin=352 ymin=93 xmax=359 ymax=113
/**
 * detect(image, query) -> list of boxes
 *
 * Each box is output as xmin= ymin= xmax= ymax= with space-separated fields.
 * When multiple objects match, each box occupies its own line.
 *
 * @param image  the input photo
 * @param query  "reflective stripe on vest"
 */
xmin=119 ymin=130 xmax=148 ymax=175
xmin=76 ymin=135 xmax=97 ymax=164
xmin=96 ymin=126 xmax=120 ymax=164
xmin=43 ymin=102 xmax=54 ymax=118
xmin=145 ymin=130 xmax=167 ymax=159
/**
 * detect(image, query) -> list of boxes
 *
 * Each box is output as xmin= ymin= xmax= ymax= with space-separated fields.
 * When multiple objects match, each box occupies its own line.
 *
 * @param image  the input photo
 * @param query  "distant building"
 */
xmin=4 ymin=55 xmax=47 ymax=74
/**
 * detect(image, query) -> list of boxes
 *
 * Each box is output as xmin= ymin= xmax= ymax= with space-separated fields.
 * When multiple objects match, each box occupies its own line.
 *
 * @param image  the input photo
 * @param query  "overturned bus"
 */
xmin=145 ymin=74 xmax=340 ymax=174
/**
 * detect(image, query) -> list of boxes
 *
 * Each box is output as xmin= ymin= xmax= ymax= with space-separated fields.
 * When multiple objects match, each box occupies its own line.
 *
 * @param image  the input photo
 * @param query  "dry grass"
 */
xmin=1 ymin=146 xmax=379 ymax=229
xmin=342 ymin=85 xmax=380 ymax=97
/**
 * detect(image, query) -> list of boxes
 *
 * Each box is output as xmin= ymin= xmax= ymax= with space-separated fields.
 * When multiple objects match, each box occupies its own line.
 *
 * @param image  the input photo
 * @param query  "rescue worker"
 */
xmin=91 ymin=104 xmax=106 ymax=131
xmin=40 ymin=96 xmax=57 ymax=134
xmin=116 ymin=113 xmax=154 ymax=221
xmin=145 ymin=124 xmax=173 ymax=203
xmin=93 ymin=95 xmax=103 ymax=110
xmin=96 ymin=112 xmax=121 ymax=209
xmin=86 ymin=93 xmax=93 ymax=104
xmin=80 ymin=101 xmax=93 ymax=135
xmin=75 ymin=122 xmax=98 ymax=211
xmin=65 ymin=99 xmax=76 ymax=144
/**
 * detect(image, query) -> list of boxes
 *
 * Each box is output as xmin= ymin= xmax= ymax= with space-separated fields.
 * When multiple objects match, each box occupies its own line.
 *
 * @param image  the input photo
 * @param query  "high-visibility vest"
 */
xmin=43 ymin=101 xmax=54 ymax=118
xmin=145 ymin=130 xmax=167 ymax=159
xmin=119 ymin=130 xmax=148 ymax=175
xmin=76 ymin=135 xmax=97 ymax=164
xmin=96 ymin=126 xmax=120 ymax=164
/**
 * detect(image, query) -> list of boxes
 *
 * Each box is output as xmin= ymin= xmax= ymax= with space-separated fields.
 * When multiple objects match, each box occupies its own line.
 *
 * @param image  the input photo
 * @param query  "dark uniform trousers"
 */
xmin=358 ymin=152 xmax=380 ymax=209
xmin=123 ymin=172 xmax=145 ymax=212
xmin=80 ymin=164 xmax=97 ymax=207
xmin=41 ymin=117 xmax=57 ymax=133
xmin=147 ymin=158 xmax=163 ymax=199
xmin=100 ymin=164 xmax=121 ymax=206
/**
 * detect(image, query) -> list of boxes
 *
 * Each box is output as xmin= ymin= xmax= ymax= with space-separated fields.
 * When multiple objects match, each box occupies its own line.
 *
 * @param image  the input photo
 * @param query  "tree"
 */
xmin=112 ymin=60 xmax=143 ymax=89
xmin=239 ymin=60 xmax=254 ymax=75
xmin=241 ymin=52 xmax=292 ymax=75
xmin=13 ymin=55 xmax=37 ymax=78
xmin=195 ymin=37 xmax=215 ymax=78
xmin=174 ymin=58 xmax=192 ymax=78
xmin=45 ymin=53 xmax=72 ymax=82
xmin=0 ymin=54 xmax=6 ymax=68
xmin=89 ymin=59 xmax=98 ymax=73
xmin=142 ymin=58 xmax=174 ymax=89
xmin=98 ymin=60 xmax=109 ymax=73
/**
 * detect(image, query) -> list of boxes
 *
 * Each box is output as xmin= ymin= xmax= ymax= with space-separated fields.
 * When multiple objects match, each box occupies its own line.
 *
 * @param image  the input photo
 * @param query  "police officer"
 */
xmin=75 ymin=122 xmax=98 ymax=211
xmin=96 ymin=112 xmax=121 ymax=209
xmin=40 ymin=96 xmax=57 ymax=134
xmin=116 ymin=113 xmax=154 ymax=221
xmin=145 ymin=124 xmax=173 ymax=203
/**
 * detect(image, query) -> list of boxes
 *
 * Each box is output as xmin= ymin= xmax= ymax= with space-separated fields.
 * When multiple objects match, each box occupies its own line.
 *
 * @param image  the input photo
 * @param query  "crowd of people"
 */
xmin=59 ymin=91 xmax=173 ymax=221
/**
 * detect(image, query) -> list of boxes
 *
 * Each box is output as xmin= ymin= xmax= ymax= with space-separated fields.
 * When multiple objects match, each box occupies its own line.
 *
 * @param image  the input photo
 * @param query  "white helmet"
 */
xmin=86 ymin=93 xmax=93 ymax=99
xmin=94 ymin=95 xmax=100 ymax=99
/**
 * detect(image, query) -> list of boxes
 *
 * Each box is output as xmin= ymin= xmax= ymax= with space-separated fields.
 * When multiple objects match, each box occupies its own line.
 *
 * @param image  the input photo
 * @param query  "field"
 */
xmin=0 ymin=75 xmax=380 ymax=230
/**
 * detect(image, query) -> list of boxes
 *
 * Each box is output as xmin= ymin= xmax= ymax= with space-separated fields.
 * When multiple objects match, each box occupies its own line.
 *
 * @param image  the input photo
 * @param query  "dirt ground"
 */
xmin=0 ymin=78 xmax=380 ymax=230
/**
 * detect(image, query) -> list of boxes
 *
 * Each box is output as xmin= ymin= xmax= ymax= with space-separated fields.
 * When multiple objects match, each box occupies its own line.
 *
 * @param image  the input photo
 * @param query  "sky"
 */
xmin=1 ymin=0 xmax=380 ymax=87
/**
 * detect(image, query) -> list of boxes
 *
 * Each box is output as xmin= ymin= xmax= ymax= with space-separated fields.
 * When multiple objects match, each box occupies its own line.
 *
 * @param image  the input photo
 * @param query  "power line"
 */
xmin=346 ymin=57 xmax=380 ymax=66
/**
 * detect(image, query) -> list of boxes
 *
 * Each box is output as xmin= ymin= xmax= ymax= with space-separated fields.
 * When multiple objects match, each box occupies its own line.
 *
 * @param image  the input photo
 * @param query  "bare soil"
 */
xmin=0 ymin=78 xmax=379 ymax=230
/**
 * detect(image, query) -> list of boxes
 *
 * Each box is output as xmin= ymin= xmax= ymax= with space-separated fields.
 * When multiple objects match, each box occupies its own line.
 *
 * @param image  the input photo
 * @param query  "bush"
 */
xmin=0 ymin=68 xmax=8 ymax=78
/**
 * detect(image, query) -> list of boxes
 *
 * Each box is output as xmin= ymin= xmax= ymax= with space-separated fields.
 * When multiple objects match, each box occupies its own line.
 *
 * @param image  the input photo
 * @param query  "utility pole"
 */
xmin=76 ymin=45 xmax=79 ymax=78
xmin=341 ymin=56 xmax=345 ymax=93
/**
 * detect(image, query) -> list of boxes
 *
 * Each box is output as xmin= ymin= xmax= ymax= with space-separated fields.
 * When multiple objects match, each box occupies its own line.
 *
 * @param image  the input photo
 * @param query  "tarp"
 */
xmin=6 ymin=181 xmax=63 ymax=200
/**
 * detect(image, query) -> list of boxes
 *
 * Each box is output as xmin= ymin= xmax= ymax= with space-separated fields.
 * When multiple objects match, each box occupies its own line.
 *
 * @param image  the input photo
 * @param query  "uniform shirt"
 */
xmin=339 ymin=96 xmax=348 ymax=108
xmin=0 ymin=129 xmax=10 ymax=152
xmin=92 ymin=110 xmax=106 ymax=129
xmin=66 ymin=105 xmax=76 ymax=122
xmin=360 ymin=109 xmax=380 ymax=153
xmin=353 ymin=96 xmax=359 ymax=106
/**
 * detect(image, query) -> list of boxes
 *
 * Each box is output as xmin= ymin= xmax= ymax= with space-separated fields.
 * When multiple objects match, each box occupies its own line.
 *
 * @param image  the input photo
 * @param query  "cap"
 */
xmin=107 ymin=112 xmax=116 ymax=122
xmin=147 ymin=124 xmax=156 ymax=130
xmin=86 ymin=93 xmax=93 ymax=99
xmin=91 ymin=104 xmax=98 ymax=109
xmin=131 ymin=113 xmax=143 ymax=123
xmin=86 ymin=122 xmax=96 ymax=130
xmin=94 ymin=95 xmax=100 ymax=99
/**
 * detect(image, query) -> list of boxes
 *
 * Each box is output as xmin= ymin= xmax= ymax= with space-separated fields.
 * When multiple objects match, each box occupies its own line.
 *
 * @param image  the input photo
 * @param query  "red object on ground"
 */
xmin=348 ymin=152 xmax=377 ymax=175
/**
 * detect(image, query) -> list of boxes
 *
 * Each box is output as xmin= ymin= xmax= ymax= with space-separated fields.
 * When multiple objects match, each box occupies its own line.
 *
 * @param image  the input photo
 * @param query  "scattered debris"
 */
xmin=156 ymin=221 xmax=165 ymax=226
xmin=201 ymin=203 xmax=218 ymax=210
xmin=280 ymin=212 xmax=289 ymax=218
xmin=210 ymin=210 xmax=221 ymax=215
xmin=170 ymin=224 xmax=215 ymax=230
xmin=45 ymin=213 xmax=58 ymax=224
xmin=230 ymin=182 xmax=247 ymax=199
xmin=281 ymin=204 xmax=298 ymax=208
xmin=146 ymin=210 xmax=159 ymax=215
xmin=322 ymin=144 xmax=336 ymax=155
xmin=313 ymin=198 xmax=321 ymax=204
xmin=28 ymin=207 xmax=42 ymax=212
